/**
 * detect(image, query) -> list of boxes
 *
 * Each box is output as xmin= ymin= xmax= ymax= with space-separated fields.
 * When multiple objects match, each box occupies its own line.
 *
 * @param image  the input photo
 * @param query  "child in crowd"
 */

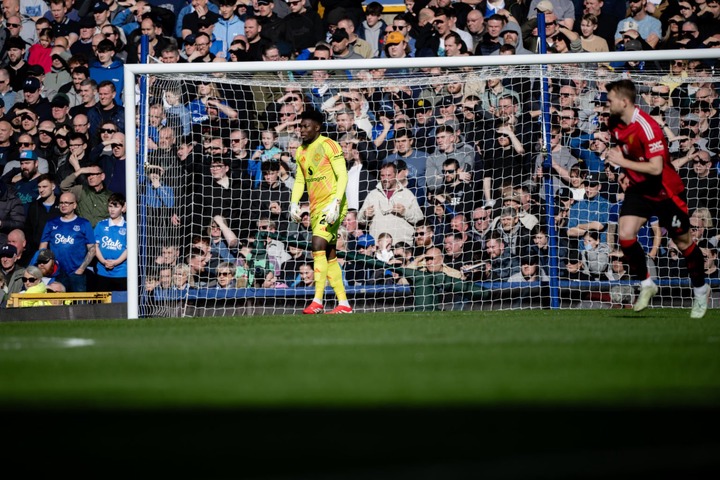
xmin=94 ymin=193 xmax=128 ymax=291
xmin=375 ymin=232 xmax=394 ymax=263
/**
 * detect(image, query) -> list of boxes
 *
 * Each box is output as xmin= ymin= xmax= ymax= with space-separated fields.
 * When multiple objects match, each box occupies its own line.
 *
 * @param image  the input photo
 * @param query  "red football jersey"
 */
xmin=612 ymin=107 xmax=685 ymax=201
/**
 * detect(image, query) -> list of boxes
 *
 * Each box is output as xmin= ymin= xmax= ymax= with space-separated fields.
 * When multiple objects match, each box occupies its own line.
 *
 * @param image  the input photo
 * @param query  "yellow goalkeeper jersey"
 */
xmin=291 ymin=134 xmax=348 ymax=213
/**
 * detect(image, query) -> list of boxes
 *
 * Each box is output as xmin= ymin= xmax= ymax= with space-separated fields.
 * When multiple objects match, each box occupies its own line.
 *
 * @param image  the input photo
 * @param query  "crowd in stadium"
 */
xmin=1 ymin=0 xmax=719 ymax=307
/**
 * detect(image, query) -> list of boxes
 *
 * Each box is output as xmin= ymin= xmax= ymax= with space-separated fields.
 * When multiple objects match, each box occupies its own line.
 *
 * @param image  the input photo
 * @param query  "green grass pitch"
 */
xmin=2 ymin=309 xmax=720 ymax=478
xmin=1 ymin=309 xmax=719 ymax=409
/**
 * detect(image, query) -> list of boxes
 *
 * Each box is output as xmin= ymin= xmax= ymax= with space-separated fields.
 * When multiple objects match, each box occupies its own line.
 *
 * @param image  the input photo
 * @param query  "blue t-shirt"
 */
xmin=94 ymin=217 xmax=128 ymax=278
xmin=568 ymin=194 xmax=611 ymax=243
xmin=40 ymin=216 xmax=95 ymax=273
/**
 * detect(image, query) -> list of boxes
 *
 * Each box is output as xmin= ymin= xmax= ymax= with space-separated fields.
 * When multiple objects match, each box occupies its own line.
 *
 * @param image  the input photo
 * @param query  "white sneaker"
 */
xmin=633 ymin=283 xmax=659 ymax=312
xmin=691 ymin=286 xmax=710 ymax=319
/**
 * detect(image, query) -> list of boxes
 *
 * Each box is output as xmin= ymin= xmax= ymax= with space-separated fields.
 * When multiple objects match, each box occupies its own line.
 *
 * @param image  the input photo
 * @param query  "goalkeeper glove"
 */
xmin=289 ymin=203 xmax=302 ymax=223
xmin=323 ymin=198 xmax=341 ymax=225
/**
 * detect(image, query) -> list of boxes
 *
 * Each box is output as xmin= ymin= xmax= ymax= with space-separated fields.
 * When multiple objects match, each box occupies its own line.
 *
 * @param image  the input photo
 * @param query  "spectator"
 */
xmin=560 ymin=247 xmax=593 ymax=281
xmin=10 ymin=77 xmax=52 ymax=122
xmin=179 ymin=0 xmax=218 ymax=40
xmin=413 ymin=221 xmax=435 ymax=258
xmin=5 ymin=36 xmax=30 ymax=92
xmin=330 ymin=27 xmax=364 ymax=61
xmin=507 ymin=255 xmax=549 ymax=283
xmin=478 ymin=232 xmax=520 ymax=281
xmin=89 ymin=40 xmax=123 ymax=104
xmin=701 ymin=245 xmax=719 ymax=279
xmin=35 ymin=247 xmax=67 ymax=292
xmin=0 ymin=121 xmax=17 ymax=172
xmin=190 ymin=156 xmax=251 ymax=240
xmin=614 ymin=1 xmax=662 ymax=49
xmin=358 ymin=1 xmax=386 ymax=58
xmin=384 ymin=127 xmax=427 ymax=189
xmin=566 ymin=172 xmax=611 ymax=249
xmin=172 ymin=263 xmax=192 ymax=290
xmin=442 ymin=231 xmax=473 ymax=271
xmin=87 ymin=80 xmax=125 ymax=138
xmin=580 ymin=229 xmax=610 ymax=278
xmin=277 ymin=0 xmax=323 ymax=56
xmin=187 ymin=31 xmax=215 ymax=63
xmin=242 ymin=16 xmax=270 ymax=62
xmin=214 ymin=261 xmax=237 ymax=289
xmin=3 ymin=0 xmax=38 ymax=45
xmin=252 ymin=160 xmax=291 ymax=230
xmin=425 ymin=125 xmax=474 ymax=193
xmin=25 ymin=173 xmax=61 ymax=253
xmin=16 ymin=265 xmax=52 ymax=306
xmin=341 ymin=132 xmax=375 ymax=212
xmin=0 ymin=70 xmax=17 ymax=114
xmin=69 ymin=78 xmax=98 ymax=119
xmin=154 ymin=244 xmax=181 ymax=268
xmin=1 ymin=150 xmax=41 ymax=213
xmin=433 ymin=158 xmax=475 ymax=216
xmin=38 ymin=191 xmax=95 ymax=292
xmin=684 ymin=149 xmax=719 ymax=220
xmin=0 ymin=181 xmax=25 ymax=246
xmin=533 ymin=124 xmax=578 ymax=196
xmin=189 ymin=78 xmax=238 ymax=125
xmin=213 ymin=0 xmax=245 ymax=57
xmin=60 ymin=162 xmax=112 ymax=227
xmin=340 ymin=208 xmax=364 ymax=249
xmin=70 ymin=16 xmax=96 ymax=58
xmin=187 ymin=246 xmax=214 ymax=288
xmin=358 ymin=162 xmax=423 ymax=245
xmin=338 ymin=16 xmax=373 ymax=59
xmin=98 ymin=132 xmax=126 ymax=196
xmin=71 ymin=113 xmax=91 ymax=141
xmin=94 ymin=192 xmax=127 ymax=291
xmin=0 ymin=243 xmax=25 ymax=295
xmin=489 ymin=205 xmax=535 ymax=256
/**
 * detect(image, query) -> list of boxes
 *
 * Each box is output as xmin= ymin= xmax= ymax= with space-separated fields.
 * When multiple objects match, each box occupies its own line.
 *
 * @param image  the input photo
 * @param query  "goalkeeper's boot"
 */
xmin=633 ymin=283 xmax=659 ymax=312
xmin=303 ymin=301 xmax=324 ymax=315
xmin=326 ymin=305 xmax=353 ymax=315
xmin=690 ymin=285 xmax=710 ymax=319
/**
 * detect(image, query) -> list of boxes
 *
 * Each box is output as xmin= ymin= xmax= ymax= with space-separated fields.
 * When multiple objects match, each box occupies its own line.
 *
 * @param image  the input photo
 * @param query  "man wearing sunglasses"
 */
xmin=2 ymin=0 xmax=38 ymax=44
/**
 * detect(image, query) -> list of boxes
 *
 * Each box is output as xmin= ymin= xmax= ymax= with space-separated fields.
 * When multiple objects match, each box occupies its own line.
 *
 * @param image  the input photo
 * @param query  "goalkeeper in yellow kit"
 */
xmin=290 ymin=109 xmax=352 ymax=314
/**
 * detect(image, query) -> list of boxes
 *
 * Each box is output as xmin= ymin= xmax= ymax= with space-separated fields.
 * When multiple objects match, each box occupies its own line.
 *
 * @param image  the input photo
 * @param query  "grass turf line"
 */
xmin=0 ymin=309 xmax=718 ymax=409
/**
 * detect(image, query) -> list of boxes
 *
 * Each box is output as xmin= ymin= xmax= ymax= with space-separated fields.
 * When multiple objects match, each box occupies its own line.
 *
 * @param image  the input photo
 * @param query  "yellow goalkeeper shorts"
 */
xmin=310 ymin=202 xmax=347 ymax=244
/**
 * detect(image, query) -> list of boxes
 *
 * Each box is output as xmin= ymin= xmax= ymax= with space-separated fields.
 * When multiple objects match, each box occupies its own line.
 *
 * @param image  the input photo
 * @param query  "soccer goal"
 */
xmin=124 ymin=48 xmax=720 ymax=319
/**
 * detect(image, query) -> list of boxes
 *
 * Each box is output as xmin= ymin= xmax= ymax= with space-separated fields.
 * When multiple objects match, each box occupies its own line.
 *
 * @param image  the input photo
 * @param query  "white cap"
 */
xmin=537 ymin=0 xmax=554 ymax=13
xmin=620 ymin=20 xmax=639 ymax=32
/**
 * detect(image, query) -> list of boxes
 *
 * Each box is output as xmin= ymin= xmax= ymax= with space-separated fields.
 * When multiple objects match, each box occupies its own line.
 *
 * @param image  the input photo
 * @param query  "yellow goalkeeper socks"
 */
xmin=313 ymin=251 xmax=328 ymax=303
xmin=327 ymin=258 xmax=348 ymax=304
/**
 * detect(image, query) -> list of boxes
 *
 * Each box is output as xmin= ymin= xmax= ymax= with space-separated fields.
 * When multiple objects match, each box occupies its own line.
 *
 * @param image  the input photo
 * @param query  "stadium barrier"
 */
xmin=7 ymin=292 xmax=114 ymax=308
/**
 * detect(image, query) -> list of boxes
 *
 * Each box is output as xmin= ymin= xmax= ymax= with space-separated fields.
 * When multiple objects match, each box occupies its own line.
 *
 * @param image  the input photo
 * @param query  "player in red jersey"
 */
xmin=605 ymin=79 xmax=709 ymax=318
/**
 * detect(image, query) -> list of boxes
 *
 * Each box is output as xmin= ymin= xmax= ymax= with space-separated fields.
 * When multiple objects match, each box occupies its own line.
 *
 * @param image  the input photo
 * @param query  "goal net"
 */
xmin=124 ymin=50 xmax=720 ymax=318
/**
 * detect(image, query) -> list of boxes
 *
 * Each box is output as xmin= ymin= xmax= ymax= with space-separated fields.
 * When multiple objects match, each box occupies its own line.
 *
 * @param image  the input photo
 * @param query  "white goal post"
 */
xmin=124 ymin=49 xmax=720 ymax=319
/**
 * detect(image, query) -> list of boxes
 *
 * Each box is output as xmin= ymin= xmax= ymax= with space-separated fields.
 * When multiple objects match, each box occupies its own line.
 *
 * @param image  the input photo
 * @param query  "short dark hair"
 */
xmin=394 ymin=127 xmax=413 ymax=139
xmin=96 ymin=39 xmax=116 ymax=53
xmin=37 ymin=173 xmax=55 ymax=184
xmin=109 ymin=192 xmax=126 ymax=206
xmin=366 ymin=2 xmax=384 ymax=16
xmin=98 ymin=80 xmax=116 ymax=92
xmin=300 ymin=108 xmax=324 ymax=125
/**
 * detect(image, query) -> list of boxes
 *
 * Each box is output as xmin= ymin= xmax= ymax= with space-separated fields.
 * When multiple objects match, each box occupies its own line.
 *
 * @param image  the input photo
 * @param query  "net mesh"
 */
xmin=134 ymin=57 xmax=719 ymax=317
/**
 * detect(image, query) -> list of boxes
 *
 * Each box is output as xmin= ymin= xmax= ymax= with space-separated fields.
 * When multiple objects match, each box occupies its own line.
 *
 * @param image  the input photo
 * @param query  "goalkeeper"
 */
xmin=289 ymin=109 xmax=352 ymax=314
